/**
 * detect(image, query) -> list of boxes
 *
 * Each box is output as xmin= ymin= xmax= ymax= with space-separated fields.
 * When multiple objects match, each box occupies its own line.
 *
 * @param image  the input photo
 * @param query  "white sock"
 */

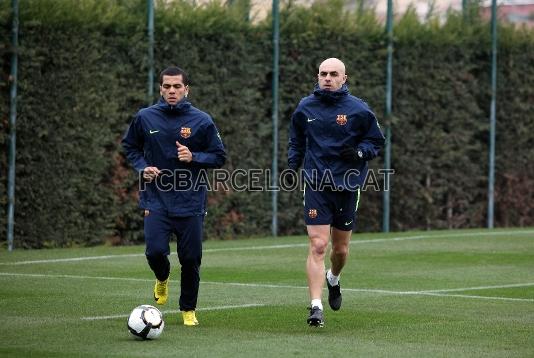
xmin=311 ymin=299 xmax=323 ymax=310
xmin=327 ymin=269 xmax=340 ymax=286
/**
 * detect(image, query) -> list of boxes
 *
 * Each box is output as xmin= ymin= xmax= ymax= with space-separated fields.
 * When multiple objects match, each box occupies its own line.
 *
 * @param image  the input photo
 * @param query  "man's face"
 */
xmin=160 ymin=75 xmax=188 ymax=105
xmin=317 ymin=59 xmax=347 ymax=91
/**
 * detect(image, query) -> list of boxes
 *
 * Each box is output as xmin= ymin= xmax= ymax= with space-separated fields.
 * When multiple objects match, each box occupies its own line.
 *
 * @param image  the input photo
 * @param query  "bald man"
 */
xmin=288 ymin=58 xmax=385 ymax=327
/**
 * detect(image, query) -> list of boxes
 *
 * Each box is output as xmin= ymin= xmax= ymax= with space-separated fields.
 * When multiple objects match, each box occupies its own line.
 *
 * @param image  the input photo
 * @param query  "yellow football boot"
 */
xmin=182 ymin=311 xmax=199 ymax=326
xmin=153 ymin=278 xmax=169 ymax=305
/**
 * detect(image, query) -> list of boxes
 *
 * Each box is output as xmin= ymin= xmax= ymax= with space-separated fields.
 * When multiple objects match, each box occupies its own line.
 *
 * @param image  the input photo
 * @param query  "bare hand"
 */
xmin=143 ymin=166 xmax=161 ymax=182
xmin=176 ymin=141 xmax=192 ymax=163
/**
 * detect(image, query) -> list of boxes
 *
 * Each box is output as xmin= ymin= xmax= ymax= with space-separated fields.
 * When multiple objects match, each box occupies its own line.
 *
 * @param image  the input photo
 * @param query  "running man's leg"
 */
xmin=306 ymin=225 xmax=330 ymax=302
xmin=174 ymin=215 xmax=203 ymax=312
xmin=144 ymin=210 xmax=172 ymax=281
xmin=329 ymin=228 xmax=351 ymax=276
xmin=330 ymin=188 xmax=359 ymax=275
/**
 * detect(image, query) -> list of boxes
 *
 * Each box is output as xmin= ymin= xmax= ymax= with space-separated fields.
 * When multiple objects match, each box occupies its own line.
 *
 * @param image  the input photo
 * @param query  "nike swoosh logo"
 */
xmin=307 ymin=118 xmax=316 ymax=122
xmin=149 ymin=130 xmax=159 ymax=134
xmin=345 ymin=220 xmax=353 ymax=226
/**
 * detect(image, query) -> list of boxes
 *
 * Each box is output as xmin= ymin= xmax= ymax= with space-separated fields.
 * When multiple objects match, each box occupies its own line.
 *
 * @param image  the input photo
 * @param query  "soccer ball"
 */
xmin=127 ymin=305 xmax=164 ymax=340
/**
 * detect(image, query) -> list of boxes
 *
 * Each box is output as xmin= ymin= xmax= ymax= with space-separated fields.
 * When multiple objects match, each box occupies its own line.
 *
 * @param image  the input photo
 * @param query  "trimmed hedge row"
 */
xmin=1 ymin=0 xmax=533 ymax=247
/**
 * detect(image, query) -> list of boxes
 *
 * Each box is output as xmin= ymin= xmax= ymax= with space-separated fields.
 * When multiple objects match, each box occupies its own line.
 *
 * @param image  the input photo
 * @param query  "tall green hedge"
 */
xmin=1 ymin=0 xmax=533 ymax=248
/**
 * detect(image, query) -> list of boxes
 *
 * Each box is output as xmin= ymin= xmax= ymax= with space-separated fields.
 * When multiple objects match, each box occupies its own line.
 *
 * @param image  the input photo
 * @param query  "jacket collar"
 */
xmin=156 ymin=97 xmax=191 ymax=114
xmin=313 ymin=84 xmax=349 ymax=103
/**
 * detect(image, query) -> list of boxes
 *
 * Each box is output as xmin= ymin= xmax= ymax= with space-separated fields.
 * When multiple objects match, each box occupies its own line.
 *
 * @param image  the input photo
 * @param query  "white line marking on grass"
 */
xmin=1 ymin=272 xmax=533 ymax=303
xmin=409 ymin=292 xmax=534 ymax=302
xmin=81 ymin=303 xmax=265 ymax=321
xmin=201 ymin=281 xmax=534 ymax=302
xmin=419 ymin=282 xmax=534 ymax=293
xmin=205 ymin=229 xmax=534 ymax=252
xmin=205 ymin=243 xmax=309 ymax=252
xmin=1 ymin=229 xmax=533 ymax=266
xmin=203 ymin=281 xmax=309 ymax=290
xmin=351 ymin=229 xmax=534 ymax=245
xmin=0 ymin=254 xmax=143 ymax=266
xmin=0 ymin=272 xmax=153 ymax=282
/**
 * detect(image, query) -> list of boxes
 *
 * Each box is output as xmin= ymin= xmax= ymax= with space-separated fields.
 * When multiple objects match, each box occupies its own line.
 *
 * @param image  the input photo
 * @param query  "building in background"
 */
xmin=480 ymin=0 xmax=534 ymax=27
xmin=236 ymin=0 xmax=463 ymax=22
xmin=201 ymin=0 xmax=534 ymax=26
xmin=348 ymin=0 xmax=461 ymax=21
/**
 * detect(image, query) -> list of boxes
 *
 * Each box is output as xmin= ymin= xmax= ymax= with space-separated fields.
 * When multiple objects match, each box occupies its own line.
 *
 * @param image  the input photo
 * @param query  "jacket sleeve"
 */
xmin=288 ymin=110 xmax=306 ymax=170
xmin=191 ymin=121 xmax=226 ymax=169
xmin=121 ymin=115 xmax=148 ymax=173
xmin=357 ymin=110 xmax=385 ymax=161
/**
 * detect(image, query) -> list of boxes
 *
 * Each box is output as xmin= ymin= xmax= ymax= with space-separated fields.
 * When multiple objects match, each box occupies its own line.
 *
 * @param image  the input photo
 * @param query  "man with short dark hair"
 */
xmin=122 ymin=66 xmax=226 ymax=326
xmin=288 ymin=58 xmax=384 ymax=327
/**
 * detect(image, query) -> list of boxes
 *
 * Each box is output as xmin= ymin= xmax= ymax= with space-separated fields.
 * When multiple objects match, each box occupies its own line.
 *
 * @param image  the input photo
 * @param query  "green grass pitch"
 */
xmin=1 ymin=228 xmax=533 ymax=357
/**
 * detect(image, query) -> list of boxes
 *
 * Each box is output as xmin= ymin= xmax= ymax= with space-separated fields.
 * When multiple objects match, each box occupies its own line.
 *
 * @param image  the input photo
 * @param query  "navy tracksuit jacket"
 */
xmin=288 ymin=84 xmax=385 ymax=190
xmin=122 ymin=97 xmax=226 ymax=217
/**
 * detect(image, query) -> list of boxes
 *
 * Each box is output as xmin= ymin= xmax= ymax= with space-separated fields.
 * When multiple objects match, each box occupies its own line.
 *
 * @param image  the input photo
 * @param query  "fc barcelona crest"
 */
xmin=180 ymin=127 xmax=192 ymax=138
xmin=336 ymin=114 xmax=348 ymax=126
xmin=308 ymin=209 xmax=318 ymax=219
